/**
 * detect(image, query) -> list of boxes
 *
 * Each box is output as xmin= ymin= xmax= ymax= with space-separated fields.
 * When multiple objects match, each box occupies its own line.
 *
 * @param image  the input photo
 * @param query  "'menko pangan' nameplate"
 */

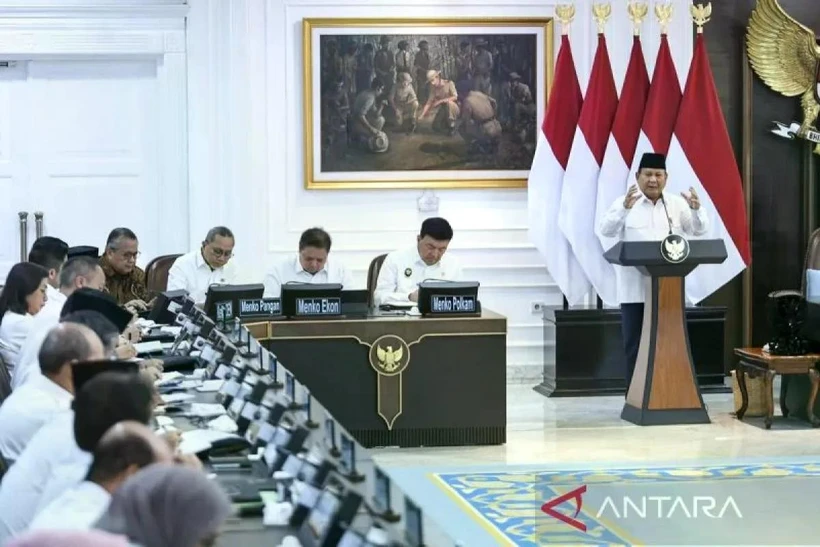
xmin=428 ymin=294 xmax=477 ymax=314
xmin=238 ymin=298 xmax=281 ymax=319
xmin=295 ymin=296 xmax=341 ymax=317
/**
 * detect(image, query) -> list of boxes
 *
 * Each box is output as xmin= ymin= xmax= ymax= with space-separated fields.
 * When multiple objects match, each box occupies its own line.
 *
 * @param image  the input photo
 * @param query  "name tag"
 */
xmin=239 ymin=298 xmax=282 ymax=319
xmin=214 ymin=300 xmax=234 ymax=322
xmin=295 ymin=297 xmax=341 ymax=316
xmin=429 ymin=294 xmax=477 ymax=314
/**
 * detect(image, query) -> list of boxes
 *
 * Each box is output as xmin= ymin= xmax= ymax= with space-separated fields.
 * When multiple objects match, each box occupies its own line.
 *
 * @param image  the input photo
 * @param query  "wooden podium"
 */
xmin=605 ymin=238 xmax=727 ymax=425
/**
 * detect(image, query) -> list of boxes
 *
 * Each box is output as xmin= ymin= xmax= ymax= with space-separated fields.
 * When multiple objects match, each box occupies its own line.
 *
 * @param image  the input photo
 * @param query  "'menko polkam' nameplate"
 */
xmin=428 ymin=294 xmax=477 ymax=315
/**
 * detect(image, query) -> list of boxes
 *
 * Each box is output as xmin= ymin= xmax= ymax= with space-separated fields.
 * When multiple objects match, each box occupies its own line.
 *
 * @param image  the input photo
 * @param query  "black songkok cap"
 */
xmin=638 ymin=152 xmax=666 ymax=170
xmin=67 ymin=246 xmax=99 ymax=260
xmin=61 ymin=288 xmax=133 ymax=333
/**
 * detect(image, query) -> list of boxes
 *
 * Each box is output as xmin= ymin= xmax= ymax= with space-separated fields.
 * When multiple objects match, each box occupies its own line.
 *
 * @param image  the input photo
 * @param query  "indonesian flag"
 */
xmin=627 ymin=35 xmax=681 ymax=180
xmin=558 ymin=34 xmax=619 ymax=305
xmin=528 ymin=35 xmax=590 ymax=303
xmin=666 ymin=34 xmax=751 ymax=302
xmin=595 ymin=36 xmax=650 ymax=258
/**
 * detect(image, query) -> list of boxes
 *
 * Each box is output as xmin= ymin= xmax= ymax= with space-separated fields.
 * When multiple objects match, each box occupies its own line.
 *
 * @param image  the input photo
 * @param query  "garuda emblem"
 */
xmin=368 ymin=334 xmax=410 ymax=377
xmin=376 ymin=344 xmax=403 ymax=373
xmin=747 ymin=0 xmax=820 ymax=154
xmin=661 ymin=234 xmax=690 ymax=264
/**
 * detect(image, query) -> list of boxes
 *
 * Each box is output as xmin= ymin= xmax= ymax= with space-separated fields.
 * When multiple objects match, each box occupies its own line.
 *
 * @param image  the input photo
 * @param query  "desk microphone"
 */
xmin=660 ymin=194 xmax=673 ymax=235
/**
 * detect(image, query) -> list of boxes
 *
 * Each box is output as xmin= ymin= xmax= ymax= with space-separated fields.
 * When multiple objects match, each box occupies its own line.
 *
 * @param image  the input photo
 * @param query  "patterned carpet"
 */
xmin=431 ymin=462 xmax=820 ymax=546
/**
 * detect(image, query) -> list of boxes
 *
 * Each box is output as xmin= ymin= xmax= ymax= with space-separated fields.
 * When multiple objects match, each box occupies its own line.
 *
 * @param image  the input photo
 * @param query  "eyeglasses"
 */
xmin=209 ymin=247 xmax=234 ymax=259
xmin=118 ymin=251 xmax=140 ymax=261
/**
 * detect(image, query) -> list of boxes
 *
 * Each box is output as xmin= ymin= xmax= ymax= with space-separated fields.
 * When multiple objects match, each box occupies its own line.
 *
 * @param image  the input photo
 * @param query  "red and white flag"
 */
xmin=627 ymin=35 xmax=682 ymax=179
xmin=666 ymin=33 xmax=751 ymax=302
xmin=528 ymin=35 xmax=590 ymax=303
xmin=595 ymin=36 xmax=650 ymax=259
xmin=558 ymin=34 xmax=619 ymax=305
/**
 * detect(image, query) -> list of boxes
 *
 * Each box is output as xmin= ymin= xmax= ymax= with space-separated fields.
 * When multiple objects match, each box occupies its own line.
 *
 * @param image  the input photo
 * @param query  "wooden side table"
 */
xmin=734 ymin=348 xmax=820 ymax=429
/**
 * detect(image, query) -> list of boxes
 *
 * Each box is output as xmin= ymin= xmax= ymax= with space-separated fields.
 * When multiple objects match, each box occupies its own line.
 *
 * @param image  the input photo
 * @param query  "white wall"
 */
xmin=186 ymin=0 xmax=695 ymax=384
xmin=0 ymin=0 xmax=188 ymax=277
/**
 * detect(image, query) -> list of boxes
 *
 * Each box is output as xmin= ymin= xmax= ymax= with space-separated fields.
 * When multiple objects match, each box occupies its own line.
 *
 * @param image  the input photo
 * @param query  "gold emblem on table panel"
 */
xmin=368 ymin=335 xmax=411 ymax=430
xmin=747 ymin=0 xmax=820 ymax=154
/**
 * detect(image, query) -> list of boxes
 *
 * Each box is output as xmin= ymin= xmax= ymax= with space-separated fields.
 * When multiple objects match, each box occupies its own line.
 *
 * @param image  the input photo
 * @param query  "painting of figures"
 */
xmin=303 ymin=19 xmax=553 ymax=189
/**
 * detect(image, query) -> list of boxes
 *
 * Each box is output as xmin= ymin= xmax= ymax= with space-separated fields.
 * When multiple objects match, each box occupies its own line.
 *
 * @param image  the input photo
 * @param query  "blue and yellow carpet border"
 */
xmin=428 ymin=461 xmax=820 ymax=546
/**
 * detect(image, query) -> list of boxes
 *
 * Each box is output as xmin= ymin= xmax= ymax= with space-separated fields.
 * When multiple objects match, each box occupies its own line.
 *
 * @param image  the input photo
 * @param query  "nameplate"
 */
xmin=238 ymin=298 xmax=281 ymax=319
xmin=214 ymin=300 xmax=234 ymax=322
xmin=295 ymin=296 xmax=341 ymax=316
xmin=429 ymin=294 xmax=477 ymax=314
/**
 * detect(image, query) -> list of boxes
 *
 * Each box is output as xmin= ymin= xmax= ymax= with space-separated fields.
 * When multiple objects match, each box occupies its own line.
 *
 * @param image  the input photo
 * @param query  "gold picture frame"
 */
xmin=302 ymin=17 xmax=554 ymax=190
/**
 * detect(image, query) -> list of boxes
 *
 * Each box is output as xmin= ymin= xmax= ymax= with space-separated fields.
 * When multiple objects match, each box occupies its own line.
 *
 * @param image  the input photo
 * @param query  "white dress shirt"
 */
xmin=167 ymin=250 xmax=241 ymax=304
xmin=28 ymin=480 xmax=111 ymax=532
xmin=0 ymin=311 xmax=34 ymax=376
xmin=263 ymin=255 xmax=354 ymax=298
xmin=0 ymin=375 xmax=73 ymax=463
xmin=374 ymin=247 xmax=463 ymax=306
xmin=598 ymin=192 xmax=709 ymax=304
xmin=13 ymin=289 xmax=67 ymax=390
xmin=0 ymin=411 xmax=91 ymax=542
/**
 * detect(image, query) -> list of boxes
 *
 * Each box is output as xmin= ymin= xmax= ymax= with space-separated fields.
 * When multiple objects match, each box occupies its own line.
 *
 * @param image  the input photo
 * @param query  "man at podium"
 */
xmin=598 ymin=152 xmax=709 ymax=388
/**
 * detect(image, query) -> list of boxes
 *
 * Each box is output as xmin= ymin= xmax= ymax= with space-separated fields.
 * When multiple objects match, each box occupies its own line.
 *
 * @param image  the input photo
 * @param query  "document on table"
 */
xmin=161 ymin=392 xmax=195 ymax=405
xmin=188 ymin=403 xmax=227 ymax=418
xmin=196 ymin=379 xmax=224 ymax=392
xmin=134 ymin=341 xmax=164 ymax=355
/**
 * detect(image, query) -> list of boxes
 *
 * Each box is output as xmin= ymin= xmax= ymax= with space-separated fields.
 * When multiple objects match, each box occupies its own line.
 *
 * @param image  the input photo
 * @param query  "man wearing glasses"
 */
xmin=168 ymin=226 xmax=239 ymax=304
xmin=99 ymin=228 xmax=149 ymax=310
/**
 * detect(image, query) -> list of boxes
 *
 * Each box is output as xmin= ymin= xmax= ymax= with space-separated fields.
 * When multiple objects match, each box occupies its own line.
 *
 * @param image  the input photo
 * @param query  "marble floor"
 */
xmin=373 ymin=382 xmax=820 ymax=469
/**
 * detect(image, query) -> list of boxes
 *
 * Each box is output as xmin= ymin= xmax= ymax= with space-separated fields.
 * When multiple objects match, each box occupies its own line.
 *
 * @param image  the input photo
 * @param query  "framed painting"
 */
xmin=302 ymin=17 xmax=554 ymax=189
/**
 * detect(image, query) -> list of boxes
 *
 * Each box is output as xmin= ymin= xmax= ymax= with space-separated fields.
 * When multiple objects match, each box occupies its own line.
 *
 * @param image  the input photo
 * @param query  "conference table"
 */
xmin=244 ymin=309 xmax=508 ymax=448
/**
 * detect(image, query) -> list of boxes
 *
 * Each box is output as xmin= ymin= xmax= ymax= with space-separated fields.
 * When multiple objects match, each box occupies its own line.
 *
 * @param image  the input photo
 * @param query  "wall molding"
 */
xmin=0 ymin=6 xmax=188 ymax=21
xmin=0 ymin=1 xmax=189 ymax=254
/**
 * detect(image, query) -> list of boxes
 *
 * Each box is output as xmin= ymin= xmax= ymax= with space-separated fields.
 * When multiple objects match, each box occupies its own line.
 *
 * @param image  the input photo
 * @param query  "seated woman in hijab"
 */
xmin=0 ymin=263 xmax=49 ymax=376
xmin=93 ymin=464 xmax=231 ymax=547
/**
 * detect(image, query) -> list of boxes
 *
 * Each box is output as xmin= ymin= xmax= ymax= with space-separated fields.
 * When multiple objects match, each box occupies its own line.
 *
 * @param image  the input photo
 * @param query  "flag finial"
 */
xmin=592 ymin=3 xmax=612 ymax=34
xmin=654 ymin=2 xmax=674 ymax=35
xmin=555 ymin=4 xmax=576 ymax=36
xmin=690 ymin=2 xmax=712 ymax=33
xmin=627 ymin=1 xmax=649 ymax=36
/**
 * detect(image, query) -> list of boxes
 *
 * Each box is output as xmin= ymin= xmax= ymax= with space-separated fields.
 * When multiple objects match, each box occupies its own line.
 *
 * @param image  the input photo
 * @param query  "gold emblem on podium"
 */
xmin=368 ymin=335 xmax=411 ymax=429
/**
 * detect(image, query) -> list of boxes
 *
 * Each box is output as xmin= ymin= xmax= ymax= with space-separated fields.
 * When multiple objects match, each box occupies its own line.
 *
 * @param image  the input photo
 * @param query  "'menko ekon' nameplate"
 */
xmin=238 ymin=298 xmax=281 ymax=319
xmin=429 ymin=294 xmax=477 ymax=314
xmin=295 ymin=296 xmax=341 ymax=317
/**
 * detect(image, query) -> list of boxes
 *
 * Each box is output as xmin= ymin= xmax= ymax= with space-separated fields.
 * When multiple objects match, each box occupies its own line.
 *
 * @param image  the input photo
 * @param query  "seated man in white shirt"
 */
xmin=264 ymin=227 xmax=354 ymax=297
xmin=28 ymin=236 xmax=69 ymax=304
xmin=14 ymin=256 xmax=106 ymax=389
xmin=598 ymin=152 xmax=708 ymax=389
xmin=167 ymin=226 xmax=240 ymax=304
xmin=0 ymin=371 xmax=155 ymax=542
xmin=28 ymin=421 xmax=173 ymax=532
xmin=0 ymin=322 xmax=105 ymax=464
xmin=374 ymin=217 xmax=462 ymax=306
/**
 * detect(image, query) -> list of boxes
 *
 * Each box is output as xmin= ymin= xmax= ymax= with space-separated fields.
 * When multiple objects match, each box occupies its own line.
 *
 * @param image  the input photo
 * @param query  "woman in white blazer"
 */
xmin=0 ymin=262 xmax=49 ymax=376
